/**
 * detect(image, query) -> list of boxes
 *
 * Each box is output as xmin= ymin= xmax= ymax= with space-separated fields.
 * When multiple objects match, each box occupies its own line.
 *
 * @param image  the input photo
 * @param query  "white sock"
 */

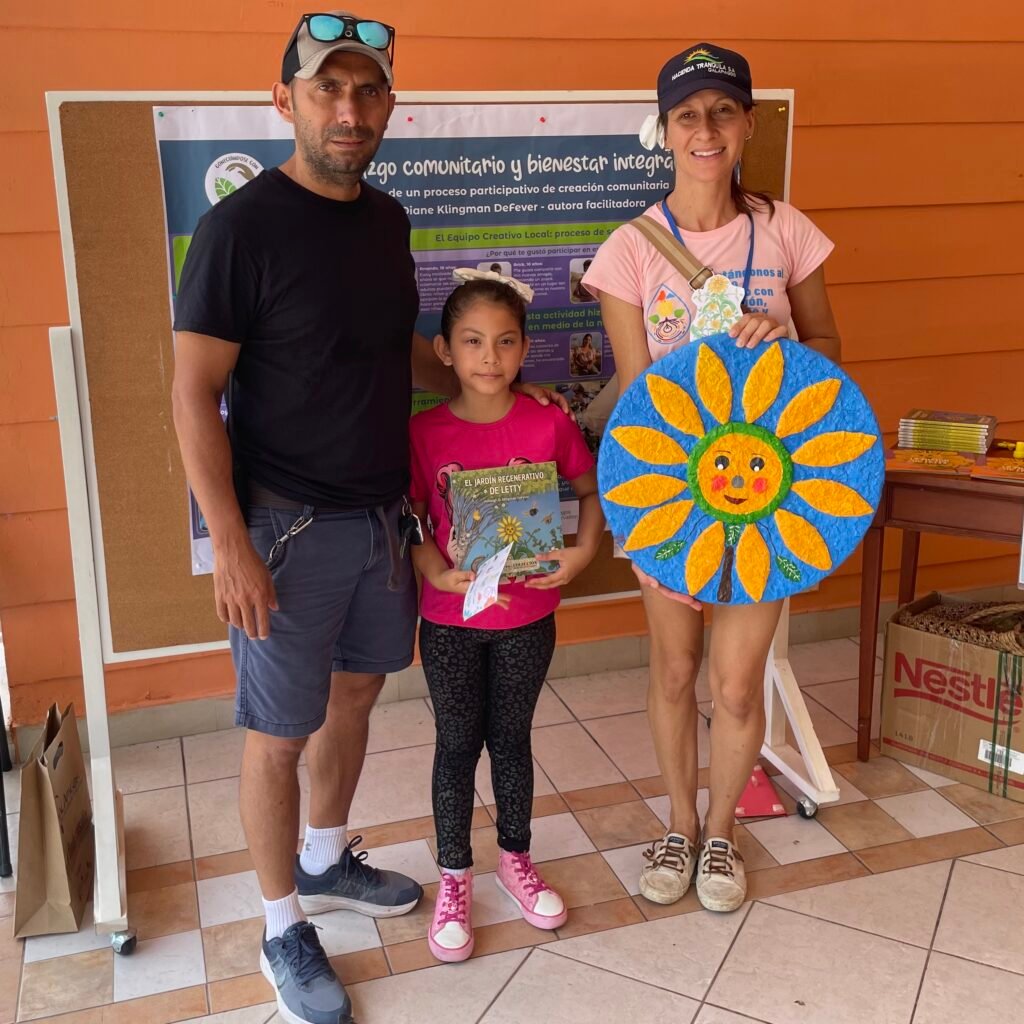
xmin=300 ymin=823 xmax=348 ymax=876
xmin=263 ymin=889 xmax=305 ymax=941
xmin=440 ymin=866 xmax=471 ymax=878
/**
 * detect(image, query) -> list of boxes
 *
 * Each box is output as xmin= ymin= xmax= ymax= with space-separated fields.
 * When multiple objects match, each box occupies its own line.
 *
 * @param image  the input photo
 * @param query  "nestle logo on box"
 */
xmin=893 ymin=653 xmax=1023 ymax=724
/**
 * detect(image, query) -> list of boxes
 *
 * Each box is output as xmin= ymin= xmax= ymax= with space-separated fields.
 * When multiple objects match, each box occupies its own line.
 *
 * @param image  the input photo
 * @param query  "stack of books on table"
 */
xmin=897 ymin=409 xmax=997 ymax=454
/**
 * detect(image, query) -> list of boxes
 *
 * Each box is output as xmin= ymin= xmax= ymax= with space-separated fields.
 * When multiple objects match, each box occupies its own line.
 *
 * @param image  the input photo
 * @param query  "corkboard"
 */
xmin=55 ymin=95 xmax=790 ymax=651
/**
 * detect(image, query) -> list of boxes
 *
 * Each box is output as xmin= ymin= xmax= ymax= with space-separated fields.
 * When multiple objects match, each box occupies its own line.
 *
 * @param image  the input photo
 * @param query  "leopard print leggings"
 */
xmin=420 ymin=614 xmax=556 ymax=869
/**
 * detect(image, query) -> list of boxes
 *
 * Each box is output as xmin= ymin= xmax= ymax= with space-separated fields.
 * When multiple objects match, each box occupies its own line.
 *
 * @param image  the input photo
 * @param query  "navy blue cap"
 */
xmin=657 ymin=44 xmax=753 ymax=114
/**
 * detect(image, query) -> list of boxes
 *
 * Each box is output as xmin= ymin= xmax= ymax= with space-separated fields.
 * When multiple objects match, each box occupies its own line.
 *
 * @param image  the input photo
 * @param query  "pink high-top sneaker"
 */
xmin=427 ymin=870 xmax=474 ymax=962
xmin=495 ymin=851 xmax=567 ymax=930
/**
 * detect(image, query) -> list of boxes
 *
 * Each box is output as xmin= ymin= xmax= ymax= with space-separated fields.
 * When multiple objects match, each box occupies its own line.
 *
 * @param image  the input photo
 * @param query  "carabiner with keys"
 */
xmin=265 ymin=509 xmax=315 ymax=569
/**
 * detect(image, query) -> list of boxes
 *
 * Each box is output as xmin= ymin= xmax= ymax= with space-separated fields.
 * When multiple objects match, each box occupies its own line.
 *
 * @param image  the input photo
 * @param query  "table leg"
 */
xmin=898 ymin=530 xmax=920 ymax=607
xmin=858 ymin=522 xmax=885 ymax=761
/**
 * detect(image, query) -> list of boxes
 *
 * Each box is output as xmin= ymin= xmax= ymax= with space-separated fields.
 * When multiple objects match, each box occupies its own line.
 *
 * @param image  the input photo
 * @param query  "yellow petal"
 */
xmin=775 ymin=508 xmax=832 ymax=571
xmin=695 ymin=344 xmax=732 ymax=424
xmin=736 ymin=525 xmax=770 ymax=601
xmin=791 ymin=479 xmax=873 ymax=517
xmin=742 ymin=343 xmax=784 ymax=423
xmin=623 ymin=500 xmax=694 ymax=552
xmin=647 ymin=375 xmax=705 ymax=438
xmin=775 ymin=378 xmax=841 ymax=438
xmin=685 ymin=520 xmax=725 ymax=594
xmin=604 ymin=474 xmax=687 ymax=508
xmin=791 ymin=432 xmax=876 ymax=467
xmin=611 ymin=426 xmax=688 ymax=465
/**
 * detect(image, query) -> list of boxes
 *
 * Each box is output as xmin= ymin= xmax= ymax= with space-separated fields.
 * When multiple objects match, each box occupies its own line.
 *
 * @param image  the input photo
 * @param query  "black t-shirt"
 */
xmin=173 ymin=168 xmax=419 ymax=509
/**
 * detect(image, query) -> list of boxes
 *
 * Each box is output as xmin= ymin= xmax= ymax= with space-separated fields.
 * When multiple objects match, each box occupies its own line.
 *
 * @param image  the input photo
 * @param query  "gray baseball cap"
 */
xmin=281 ymin=11 xmax=394 ymax=86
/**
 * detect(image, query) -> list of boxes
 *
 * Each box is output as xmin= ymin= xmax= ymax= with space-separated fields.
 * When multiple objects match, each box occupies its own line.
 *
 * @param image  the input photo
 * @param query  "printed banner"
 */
xmin=154 ymin=102 xmax=670 ymax=573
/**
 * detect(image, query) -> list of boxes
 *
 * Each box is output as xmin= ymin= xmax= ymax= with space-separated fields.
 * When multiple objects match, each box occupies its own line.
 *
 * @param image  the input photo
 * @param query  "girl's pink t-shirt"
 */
xmin=582 ymin=200 xmax=833 ymax=363
xmin=409 ymin=394 xmax=594 ymax=629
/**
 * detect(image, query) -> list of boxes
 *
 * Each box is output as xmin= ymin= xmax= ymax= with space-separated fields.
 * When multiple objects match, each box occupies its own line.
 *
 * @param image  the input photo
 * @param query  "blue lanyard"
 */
xmin=660 ymin=199 xmax=755 ymax=313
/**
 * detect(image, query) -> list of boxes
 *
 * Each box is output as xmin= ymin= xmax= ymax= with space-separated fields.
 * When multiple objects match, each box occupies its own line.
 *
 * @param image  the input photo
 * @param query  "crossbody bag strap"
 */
xmin=629 ymin=216 xmax=715 ymax=291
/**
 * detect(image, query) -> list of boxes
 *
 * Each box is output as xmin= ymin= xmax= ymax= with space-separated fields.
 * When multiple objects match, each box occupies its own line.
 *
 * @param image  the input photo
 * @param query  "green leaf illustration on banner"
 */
xmin=215 ymin=177 xmax=237 ymax=199
xmin=654 ymin=540 xmax=686 ymax=561
xmin=725 ymin=523 xmax=743 ymax=547
xmin=775 ymin=555 xmax=802 ymax=583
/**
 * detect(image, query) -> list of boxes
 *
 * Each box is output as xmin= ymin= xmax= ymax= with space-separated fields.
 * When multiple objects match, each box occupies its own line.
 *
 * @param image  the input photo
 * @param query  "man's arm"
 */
xmin=411 ymin=332 xmax=458 ymax=397
xmin=171 ymin=331 xmax=277 ymax=639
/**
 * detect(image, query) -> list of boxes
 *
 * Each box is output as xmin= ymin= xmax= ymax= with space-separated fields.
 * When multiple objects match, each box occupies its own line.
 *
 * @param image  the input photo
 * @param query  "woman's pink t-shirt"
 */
xmin=582 ymin=200 xmax=833 ymax=363
xmin=409 ymin=394 xmax=594 ymax=629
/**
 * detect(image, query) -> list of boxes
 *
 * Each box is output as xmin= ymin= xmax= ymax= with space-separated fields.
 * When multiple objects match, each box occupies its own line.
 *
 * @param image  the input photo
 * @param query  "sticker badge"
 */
xmin=646 ymin=284 xmax=690 ymax=347
xmin=691 ymin=274 xmax=746 ymax=342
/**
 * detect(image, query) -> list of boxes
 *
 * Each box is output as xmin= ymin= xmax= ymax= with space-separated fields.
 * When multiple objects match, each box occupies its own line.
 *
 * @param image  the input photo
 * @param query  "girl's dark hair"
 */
xmin=659 ymin=105 xmax=776 ymax=219
xmin=440 ymin=279 xmax=527 ymax=342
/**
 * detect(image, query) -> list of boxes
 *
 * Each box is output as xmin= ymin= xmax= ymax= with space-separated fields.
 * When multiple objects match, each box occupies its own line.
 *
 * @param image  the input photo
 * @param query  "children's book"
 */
xmin=449 ymin=462 xmax=564 ymax=582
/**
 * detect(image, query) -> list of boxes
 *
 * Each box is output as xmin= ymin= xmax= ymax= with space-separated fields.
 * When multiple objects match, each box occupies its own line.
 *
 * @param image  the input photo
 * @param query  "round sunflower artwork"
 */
xmin=598 ymin=334 xmax=884 ymax=604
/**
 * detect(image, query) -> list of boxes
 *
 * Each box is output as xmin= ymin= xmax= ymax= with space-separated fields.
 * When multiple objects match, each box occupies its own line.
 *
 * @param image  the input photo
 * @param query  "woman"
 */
xmin=582 ymin=43 xmax=840 ymax=912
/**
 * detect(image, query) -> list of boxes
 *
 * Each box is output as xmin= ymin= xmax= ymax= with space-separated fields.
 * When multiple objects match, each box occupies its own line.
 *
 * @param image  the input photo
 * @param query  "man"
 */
xmin=172 ymin=12 xmax=563 ymax=1024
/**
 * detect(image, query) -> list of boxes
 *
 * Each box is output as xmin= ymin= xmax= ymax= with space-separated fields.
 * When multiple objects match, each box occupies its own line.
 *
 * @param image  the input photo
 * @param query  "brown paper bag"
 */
xmin=14 ymin=703 xmax=95 ymax=938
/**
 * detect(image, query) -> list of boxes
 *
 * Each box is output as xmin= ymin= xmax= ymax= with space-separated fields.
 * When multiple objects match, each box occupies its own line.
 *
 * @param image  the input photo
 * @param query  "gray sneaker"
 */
xmin=296 ymin=835 xmax=423 ymax=918
xmin=260 ymin=921 xmax=353 ymax=1024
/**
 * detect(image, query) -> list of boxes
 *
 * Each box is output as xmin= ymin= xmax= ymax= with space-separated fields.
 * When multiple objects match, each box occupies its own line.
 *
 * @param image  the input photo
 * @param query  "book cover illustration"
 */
xmin=449 ymin=462 xmax=564 ymax=582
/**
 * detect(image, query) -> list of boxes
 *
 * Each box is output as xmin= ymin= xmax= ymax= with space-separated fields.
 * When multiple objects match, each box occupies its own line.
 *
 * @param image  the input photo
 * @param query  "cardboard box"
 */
xmin=880 ymin=594 xmax=1024 ymax=803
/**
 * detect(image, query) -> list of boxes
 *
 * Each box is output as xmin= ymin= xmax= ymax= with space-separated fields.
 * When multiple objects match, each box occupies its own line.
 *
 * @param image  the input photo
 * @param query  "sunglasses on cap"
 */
xmin=303 ymin=13 xmax=394 ymax=60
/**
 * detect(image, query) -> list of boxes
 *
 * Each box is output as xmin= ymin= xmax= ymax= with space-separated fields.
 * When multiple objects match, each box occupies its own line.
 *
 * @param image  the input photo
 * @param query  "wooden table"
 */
xmin=857 ymin=471 xmax=1024 ymax=760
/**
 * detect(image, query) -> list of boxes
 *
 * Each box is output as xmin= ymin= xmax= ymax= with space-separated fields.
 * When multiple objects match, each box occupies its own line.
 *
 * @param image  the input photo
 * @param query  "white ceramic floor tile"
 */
xmin=475 ymin=750 xmax=554 ymax=806
xmin=709 ymin=903 xmax=926 ymax=1024
xmin=532 ymin=684 xmax=575 ymax=726
xmin=774 ymin=771 xmax=866 ymax=808
xmin=549 ymin=905 xmax=747 ymax=998
xmin=472 ymin=872 xmax=523 ymax=927
xmin=197 ymin=870 xmax=264 ymax=928
xmin=2 ymin=767 xmax=20 ymax=813
xmin=804 ymin=675 xmax=882 ymax=738
xmin=549 ymin=668 xmax=650 ymax=720
xmin=788 ymin=639 xmax=863 ymax=687
xmin=23 ymin=902 xmax=111 ymax=962
xmin=361 ymin=837 xmax=439 ymax=884
xmin=349 ymin=948 xmax=529 ymax=1023
xmin=963 ymin=844 xmax=1024 ymax=876
xmin=934 ymin=861 xmax=1024 ymax=975
xmin=188 ymin=777 xmax=246 ymax=859
xmin=367 ymin=698 xmax=436 ymax=754
xmin=914 ymin=951 xmax=1024 ymax=1024
xmin=348 ymin=744 xmax=441 ymax=828
xmin=482 ymin=948 xmax=701 ymax=1021
xmin=904 ymin=763 xmax=958 ymax=789
xmin=111 ymin=738 xmax=184 ymax=795
xmin=183 ymin=728 xmax=247 ymax=784
xmin=113 ymin=929 xmax=206 ymax=1001
xmin=645 ymin=790 xmax=710 ymax=830
xmin=743 ymin=814 xmax=846 ymax=865
xmin=583 ymin=711 xmax=663 ymax=780
xmin=763 ymin=860 xmax=951 ymax=947
xmin=875 ymin=789 xmax=977 ymax=838
xmin=695 ymin=1007 xmax=770 ymax=1024
xmin=124 ymin=786 xmax=191 ymax=869
xmin=528 ymin=812 xmax=597 ymax=863
xmin=531 ymin=722 xmax=625 ymax=791
xmin=313 ymin=908 xmax=382 ymax=956
xmin=180 ymin=1007 xmax=277 ymax=1024
xmin=600 ymin=843 xmax=649 ymax=897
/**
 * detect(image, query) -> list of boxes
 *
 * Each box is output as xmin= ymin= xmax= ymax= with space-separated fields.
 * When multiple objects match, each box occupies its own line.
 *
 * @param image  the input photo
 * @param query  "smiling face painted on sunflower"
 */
xmin=690 ymin=422 xmax=792 ymax=523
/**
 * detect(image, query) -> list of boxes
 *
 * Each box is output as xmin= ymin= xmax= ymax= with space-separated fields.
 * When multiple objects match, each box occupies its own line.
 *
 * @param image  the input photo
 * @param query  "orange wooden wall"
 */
xmin=1 ymin=2 xmax=1021 ymax=726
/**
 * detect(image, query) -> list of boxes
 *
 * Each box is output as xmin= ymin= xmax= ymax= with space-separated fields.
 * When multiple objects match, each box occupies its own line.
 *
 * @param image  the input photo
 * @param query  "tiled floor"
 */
xmin=4 ymin=636 xmax=1024 ymax=1023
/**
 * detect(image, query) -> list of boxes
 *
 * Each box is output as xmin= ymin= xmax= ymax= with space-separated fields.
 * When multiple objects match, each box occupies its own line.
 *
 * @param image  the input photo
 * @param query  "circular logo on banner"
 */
xmin=598 ymin=334 xmax=884 ymax=604
xmin=204 ymin=153 xmax=263 ymax=205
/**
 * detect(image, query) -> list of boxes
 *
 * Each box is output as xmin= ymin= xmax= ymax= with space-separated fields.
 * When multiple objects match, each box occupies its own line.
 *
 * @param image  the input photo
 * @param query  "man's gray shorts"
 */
xmin=230 ymin=500 xmax=417 ymax=738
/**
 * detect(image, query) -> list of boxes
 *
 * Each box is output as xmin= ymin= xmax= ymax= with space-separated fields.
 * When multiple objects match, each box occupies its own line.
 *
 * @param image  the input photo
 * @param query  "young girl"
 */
xmin=583 ymin=43 xmax=840 ymax=912
xmin=409 ymin=271 xmax=604 ymax=962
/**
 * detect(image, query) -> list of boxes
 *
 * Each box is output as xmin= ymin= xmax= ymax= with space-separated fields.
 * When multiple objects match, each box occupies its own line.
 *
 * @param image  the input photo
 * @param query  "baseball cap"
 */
xmin=656 ymin=44 xmax=752 ymax=115
xmin=281 ymin=11 xmax=394 ymax=87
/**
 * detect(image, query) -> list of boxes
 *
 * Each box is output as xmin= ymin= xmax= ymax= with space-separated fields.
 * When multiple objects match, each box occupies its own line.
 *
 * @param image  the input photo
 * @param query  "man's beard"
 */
xmin=295 ymin=113 xmax=381 ymax=188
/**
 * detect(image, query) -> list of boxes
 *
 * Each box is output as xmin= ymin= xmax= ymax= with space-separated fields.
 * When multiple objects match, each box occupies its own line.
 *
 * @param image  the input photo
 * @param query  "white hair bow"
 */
xmin=639 ymin=113 xmax=666 ymax=151
xmin=452 ymin=267 xmax=536 ymax=304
